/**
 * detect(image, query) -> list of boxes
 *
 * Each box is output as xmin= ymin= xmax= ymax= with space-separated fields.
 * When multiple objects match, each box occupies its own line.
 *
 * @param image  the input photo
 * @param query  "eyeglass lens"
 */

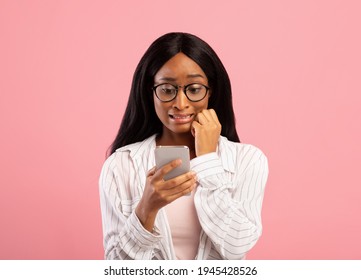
xmin=154 ymin=83 xmax=208 ymax=102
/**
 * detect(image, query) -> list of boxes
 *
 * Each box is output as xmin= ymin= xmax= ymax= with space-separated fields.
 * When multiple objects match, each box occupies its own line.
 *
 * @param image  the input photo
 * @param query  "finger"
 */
xmin=208 ymin=109 xmax=221 ymax=124
xmin=195 ymin=111 xmax=209 ymax=124
xmin=162 ymin=171 xmax=197 ymax=189
xmin=153 ymin=159 xmax=182 ymax=181
xmin=200 ymin=109 xmax=213 ymax=120
xmin=200 ymin=109 xmax=221 ymax=130
xmin=161 ymin=177 xmax=197 ymax=198
xmin=166 ymin=180 xmax=197 ymax=199
xmin=191 ymin=120 xmax=201 ymax=134
xmin=147 ymin=166 xmax=156 ymax=177
xmin=200 ymin=109 xmax=218 ymax=124
xmin=152 ymin=174 xmax=197 ymax=206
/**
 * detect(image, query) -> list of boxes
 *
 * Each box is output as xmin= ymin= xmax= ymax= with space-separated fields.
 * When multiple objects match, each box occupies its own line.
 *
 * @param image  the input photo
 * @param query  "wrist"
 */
xmin=196 ymin=147 xmax=217 ymax=157
xmin=135 ymin=202 xmax=158 ymax=232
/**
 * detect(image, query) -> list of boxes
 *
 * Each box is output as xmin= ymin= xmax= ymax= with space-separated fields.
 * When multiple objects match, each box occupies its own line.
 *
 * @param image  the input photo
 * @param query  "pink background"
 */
xmin=1 ymin=0 xmax=360 ymax=259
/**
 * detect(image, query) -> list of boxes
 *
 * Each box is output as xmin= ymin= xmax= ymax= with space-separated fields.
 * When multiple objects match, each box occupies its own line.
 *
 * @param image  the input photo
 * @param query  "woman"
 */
xmin=99 ymin=32 xmax=268 ymax=260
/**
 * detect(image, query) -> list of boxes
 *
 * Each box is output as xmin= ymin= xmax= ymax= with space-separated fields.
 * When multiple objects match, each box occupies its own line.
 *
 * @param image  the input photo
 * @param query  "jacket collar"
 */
xmin=118 ymin=134 xmax=236 ymax=173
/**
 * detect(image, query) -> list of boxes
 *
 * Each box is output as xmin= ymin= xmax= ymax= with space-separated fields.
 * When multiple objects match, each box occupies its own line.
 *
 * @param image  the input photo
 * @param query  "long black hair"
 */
xmin=108 ymin=32 xmax=240 ymax=156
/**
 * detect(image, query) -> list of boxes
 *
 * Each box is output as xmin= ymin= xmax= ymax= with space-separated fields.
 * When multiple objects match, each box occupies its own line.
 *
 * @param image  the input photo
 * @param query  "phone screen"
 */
xmin=154 ymin=146 xmax=190 ymax=181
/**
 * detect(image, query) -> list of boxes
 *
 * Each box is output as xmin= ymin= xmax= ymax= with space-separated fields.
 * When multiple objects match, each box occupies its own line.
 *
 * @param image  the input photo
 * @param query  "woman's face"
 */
xmin=153 ymin=52 xmax=210 ymax=136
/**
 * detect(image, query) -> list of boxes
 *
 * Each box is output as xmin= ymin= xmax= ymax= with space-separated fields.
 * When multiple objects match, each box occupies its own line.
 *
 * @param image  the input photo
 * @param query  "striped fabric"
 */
xmin=99 ymin=134 xmax=268 ymax=260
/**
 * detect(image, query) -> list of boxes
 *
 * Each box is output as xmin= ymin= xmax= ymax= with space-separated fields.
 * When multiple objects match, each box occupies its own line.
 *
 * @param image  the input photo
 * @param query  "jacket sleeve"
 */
xmin=192 ymin=146 xmax=268 ymax=259
xmin=99 ymin=153 xmax=162 ymax=259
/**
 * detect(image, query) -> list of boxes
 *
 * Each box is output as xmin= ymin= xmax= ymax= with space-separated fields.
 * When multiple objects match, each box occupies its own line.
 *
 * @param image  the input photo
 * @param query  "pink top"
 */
xmin=164 ymin=190 xmax=202 ymax=259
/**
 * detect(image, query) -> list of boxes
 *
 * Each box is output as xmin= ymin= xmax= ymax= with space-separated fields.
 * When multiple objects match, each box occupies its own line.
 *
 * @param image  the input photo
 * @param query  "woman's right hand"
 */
xmin=135 ymin=159 xmax=197 ymax=232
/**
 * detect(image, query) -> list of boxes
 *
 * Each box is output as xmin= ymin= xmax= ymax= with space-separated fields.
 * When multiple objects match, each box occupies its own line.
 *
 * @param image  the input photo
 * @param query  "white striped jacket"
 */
xmin=99 ymin=134 xmax=268 ymax=259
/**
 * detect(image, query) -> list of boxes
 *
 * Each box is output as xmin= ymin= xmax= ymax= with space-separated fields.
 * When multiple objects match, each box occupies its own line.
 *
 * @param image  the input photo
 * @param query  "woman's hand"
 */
xmin=135 ymin=160 xmax=197 ymax=232
xmin=191 ymin=109 xmax=222 ymax=157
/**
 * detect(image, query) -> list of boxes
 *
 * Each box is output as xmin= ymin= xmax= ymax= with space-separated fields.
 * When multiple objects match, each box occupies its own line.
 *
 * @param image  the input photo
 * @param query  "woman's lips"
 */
xmin=169 ymin=114 xmax=194 ymax=123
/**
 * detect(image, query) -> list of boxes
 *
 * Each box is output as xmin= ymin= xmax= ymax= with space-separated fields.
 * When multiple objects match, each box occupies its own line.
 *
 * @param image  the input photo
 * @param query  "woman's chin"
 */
xmin=165 ymin=124 xmax=193 ymax=135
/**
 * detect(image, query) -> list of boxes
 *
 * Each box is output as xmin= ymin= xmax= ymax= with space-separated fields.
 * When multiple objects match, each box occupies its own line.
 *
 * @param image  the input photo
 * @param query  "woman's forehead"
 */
xmin=154 ymin=53 xmax=207 ymax=82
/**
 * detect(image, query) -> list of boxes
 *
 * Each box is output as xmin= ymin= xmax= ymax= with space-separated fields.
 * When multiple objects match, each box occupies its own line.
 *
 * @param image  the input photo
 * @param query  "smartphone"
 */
xmin=154 ymin=146 xmax=190 ymax=181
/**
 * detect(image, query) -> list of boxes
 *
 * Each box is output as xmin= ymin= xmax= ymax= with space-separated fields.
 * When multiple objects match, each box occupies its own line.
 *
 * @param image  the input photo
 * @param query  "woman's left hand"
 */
xmin=191 ymin=109 xmax=222 ymax=157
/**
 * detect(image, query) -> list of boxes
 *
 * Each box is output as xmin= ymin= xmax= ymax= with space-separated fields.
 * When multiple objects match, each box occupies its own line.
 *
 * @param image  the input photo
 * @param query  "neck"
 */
xmin=156 ymin=131 xmax=195 ymax=151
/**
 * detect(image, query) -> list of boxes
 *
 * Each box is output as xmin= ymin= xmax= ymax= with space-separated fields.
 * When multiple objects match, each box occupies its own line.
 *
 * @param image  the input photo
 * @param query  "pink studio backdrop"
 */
xmin=1 ymin=0 xmax=360 ymax=259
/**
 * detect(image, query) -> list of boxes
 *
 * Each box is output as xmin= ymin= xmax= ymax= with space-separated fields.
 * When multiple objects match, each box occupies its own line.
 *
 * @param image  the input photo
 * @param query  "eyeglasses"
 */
xmin=152 ymin=83 xmax=210 ymax=102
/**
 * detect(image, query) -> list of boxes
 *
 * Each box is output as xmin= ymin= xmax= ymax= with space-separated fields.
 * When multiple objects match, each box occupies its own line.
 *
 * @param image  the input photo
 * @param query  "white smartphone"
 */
xmin=154 ymin=146 xmax=190 ymax=181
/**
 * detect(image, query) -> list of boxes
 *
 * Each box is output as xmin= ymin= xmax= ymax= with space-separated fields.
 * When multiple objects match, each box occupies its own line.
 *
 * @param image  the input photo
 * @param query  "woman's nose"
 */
xmin=172 ymin=90 xmax=189 ymax=110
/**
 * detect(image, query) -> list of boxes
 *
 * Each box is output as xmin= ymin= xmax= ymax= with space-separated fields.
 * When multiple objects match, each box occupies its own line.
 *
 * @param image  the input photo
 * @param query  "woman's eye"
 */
xmin=187 ymin=86 xmax=201 ymax=94
xmin=162 ymin=88 xmax=175 ymax=94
